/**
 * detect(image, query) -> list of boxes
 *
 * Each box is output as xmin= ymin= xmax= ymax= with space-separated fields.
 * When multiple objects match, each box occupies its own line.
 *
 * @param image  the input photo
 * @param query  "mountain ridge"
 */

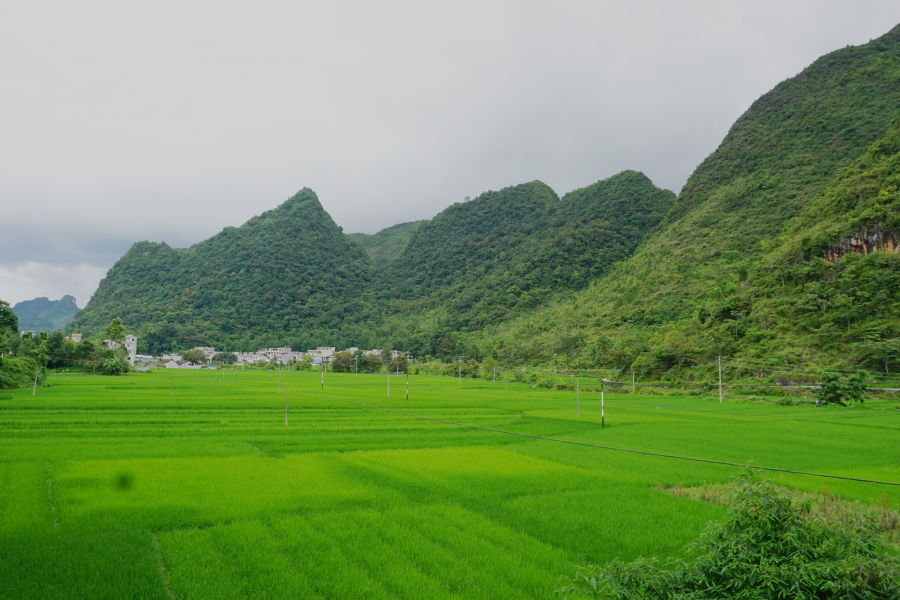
xmin=13 ymin=296 xmax=80 ymax=332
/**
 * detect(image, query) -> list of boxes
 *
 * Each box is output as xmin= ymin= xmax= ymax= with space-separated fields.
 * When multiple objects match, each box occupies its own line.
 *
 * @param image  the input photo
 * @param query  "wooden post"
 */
xmin=387 ymin=370 xmax=390 ymax=397
xmin=406 ymin=372 xmax=409 ymax=400
xmin=718 ymin=355 xmax=723 ymax=403
xmin=285 ymin=385 xmax=289 ymax=426
xmin=632 ymin=370 xmax=635 ymax=392
xmin=321 ymin=367 xmax=324 ymax=389
xmin=32 ymin=364 xmax=39 ymax=396
xmin=576 ymin=377 xmax=579 ymax=417
xmin=278 ymin=364 xmax=282 ymax=394
xmin=458 ymin=358 xmax=461 ymax=384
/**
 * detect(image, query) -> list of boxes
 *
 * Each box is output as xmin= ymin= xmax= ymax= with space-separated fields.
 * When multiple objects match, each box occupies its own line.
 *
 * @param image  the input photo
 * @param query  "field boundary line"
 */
xmin=151 ymin=532 xmax=179 ymax=600
xmin=285 ymin=385 xmax=900 ymax=488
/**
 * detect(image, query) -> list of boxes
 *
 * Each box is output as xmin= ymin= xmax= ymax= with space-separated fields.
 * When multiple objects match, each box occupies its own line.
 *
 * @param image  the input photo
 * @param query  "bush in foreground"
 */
xmin=559 ymin=472 xmax=900 ymax=599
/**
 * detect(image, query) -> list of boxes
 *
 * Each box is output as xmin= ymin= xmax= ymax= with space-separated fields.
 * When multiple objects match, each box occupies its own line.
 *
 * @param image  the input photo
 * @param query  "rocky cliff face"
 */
xmin=823 ymin=224 xmax=898 ymax=262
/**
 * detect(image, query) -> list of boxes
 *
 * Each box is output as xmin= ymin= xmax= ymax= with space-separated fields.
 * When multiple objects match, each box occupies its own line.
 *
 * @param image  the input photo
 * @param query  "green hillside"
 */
xmin=69 ymin=175 xmax=671 ymax=354
xmin=13 ymin=296 xmax=80 ymax=332
xmin=349 ymin=221 xmax=423 ymax=267
xmin=67 ymin=23 xmax=900 ymax=371
xmin=381 ymin=174 xmax=675 ymax=357
xmin=68 ymin=189 xmax=380 ymax=353
xmin=477 ymin=25 xmax=900 ymax=370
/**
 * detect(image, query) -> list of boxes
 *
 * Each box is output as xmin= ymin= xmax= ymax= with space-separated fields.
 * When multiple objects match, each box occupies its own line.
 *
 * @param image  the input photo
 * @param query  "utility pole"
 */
xmin=170 ymin=373 xmax=173 ymax=396
xmin=576 ymin=377 xmax=579 ymax=417
xmin=355 ymin=357 xmax=358 ymax=375
xmin=285 ymin=386 xmax=289 ymax=426
xmin=406 ymin=372 xmax=409 ymax=400
xmin=718 ymin=355 xmax=723 ymax=403
xmin=632 ymin=370 xmax=635 ymax=392
xmin=504 ymin=371 xmax=507 ymax=391
xmin=278 ymin=363 xmax=282 ymax=394
xmin=387 ymin=370 xmax=390 ymax=397
xmin=493 ymin=369 xmax=495 ymax=383
xmin=458 ymin=358 xmax=461 ymax=384
xmin=321 ymin=367 xmax=324 ymax=389
xmin=601 ymin=389 xmax=605 ymax=428
xmin=32 ymin=363 xmax=39 ymax=396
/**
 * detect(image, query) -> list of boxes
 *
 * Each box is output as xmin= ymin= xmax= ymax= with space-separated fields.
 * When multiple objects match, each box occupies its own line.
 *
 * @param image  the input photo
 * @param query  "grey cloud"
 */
xmin=2 ymin=0 xmax=900 ymax=305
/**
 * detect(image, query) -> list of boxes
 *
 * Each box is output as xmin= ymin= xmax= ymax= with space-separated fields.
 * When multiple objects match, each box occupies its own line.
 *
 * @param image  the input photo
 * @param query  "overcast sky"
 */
xmin=2 ymin=1 xmax=900 ymax=308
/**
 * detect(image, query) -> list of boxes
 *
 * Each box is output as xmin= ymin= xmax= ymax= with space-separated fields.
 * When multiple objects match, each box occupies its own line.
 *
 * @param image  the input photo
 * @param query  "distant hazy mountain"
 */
xmin=13 ymin=296 xmax=81 ymax=332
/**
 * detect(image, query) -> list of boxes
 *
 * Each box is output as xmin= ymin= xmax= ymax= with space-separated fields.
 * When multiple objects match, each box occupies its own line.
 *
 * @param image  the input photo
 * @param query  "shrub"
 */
xmin=559 ymin=472 xmax=900 ymax=599
xmin=0 ymin=357 xmax=46 ymax=389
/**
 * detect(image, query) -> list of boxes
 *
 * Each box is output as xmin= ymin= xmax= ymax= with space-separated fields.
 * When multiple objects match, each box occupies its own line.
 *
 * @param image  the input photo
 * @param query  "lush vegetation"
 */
xmin=2 ymin=369 xmax=899 ymax=597
xmin=0 ymin=356 xmax=45 ymax=389
xmin=471 ymin=25 xmax=900 ymax=373
xmin=66 ymin=25 xmax=900 ymax=381
xmin=349 ymin=221 xmax=422 ymax=267
xmin=380 ymin=173 xmax=674 ymax=359
xmin=560 ymin=473 xmax=900 ymax=599
xmin=0 ymin=299 xmax=18 ymax=336
xmin=68 ymin=189 xmax=381 ymax=353
xmin=68 ymin=174 xmax=673 ymax=358
xmin=13 ymin=296 xmax=81 ymax=332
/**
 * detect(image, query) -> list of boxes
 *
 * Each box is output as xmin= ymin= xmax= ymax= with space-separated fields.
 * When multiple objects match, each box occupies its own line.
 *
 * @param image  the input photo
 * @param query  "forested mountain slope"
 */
xmin=349 ymin=221 xmax=422 ymax=267
xmin=380 ymin=172 xmax=675 ymax=357
xmin=68 ymin=189 xmax=380 ymax=353
xmin=477 ymin=25 xmax=900 ymax=370
xmin=69 ymin=174 xmax=673 ymax=353
xmin=13 ymin=296 xmax=80 ymax=332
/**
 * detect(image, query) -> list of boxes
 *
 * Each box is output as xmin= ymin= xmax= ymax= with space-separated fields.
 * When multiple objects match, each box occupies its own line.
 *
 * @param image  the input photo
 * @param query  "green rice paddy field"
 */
xmin=2 ymin=369 xmax=900 ymax=599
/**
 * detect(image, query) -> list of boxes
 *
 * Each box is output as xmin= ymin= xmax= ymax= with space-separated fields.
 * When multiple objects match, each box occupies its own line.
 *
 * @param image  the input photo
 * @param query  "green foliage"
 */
xmin=0 ymin=299 xmax=19 ymax=335
xmin=818 ymin=370 xmax=869 ymax=406
xmin=349 ymin=221 xmax=422 ymax=267
xmin=331 ymin=350 xmax=353 ymax=372
xmin=559 ymin=473 xmax=900 ymax=599
xmin=212 ymin=352 xmax=236 ymax=364
xmin=105 ymin=317 xmax=125 ymax=344
xmin=181 ymin=348 xmax=207 ymax=364
xmin=0 ymin=357 xmax=45 ymax=389
xmin=68 ymin=189 xmax=378 ymax=353
xmin=63 ymin=25 xmax=900 ymax=377
xmin=12 ymin=296 xmax=80 ymax=332
xmin=102 ymin=356 xmax=124 ymax=375
xmin=478 ymin=28 xmax=900 ymax=373
xmin=383 ymin=174 xmax=674 ymax=358
xmin=387 ymin=353 xmax=408 ymax=374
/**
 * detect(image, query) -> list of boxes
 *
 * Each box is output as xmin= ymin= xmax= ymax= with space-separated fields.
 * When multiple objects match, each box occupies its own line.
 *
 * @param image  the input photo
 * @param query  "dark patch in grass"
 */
xmin=114 ymin=473 xmax=134 ymax=491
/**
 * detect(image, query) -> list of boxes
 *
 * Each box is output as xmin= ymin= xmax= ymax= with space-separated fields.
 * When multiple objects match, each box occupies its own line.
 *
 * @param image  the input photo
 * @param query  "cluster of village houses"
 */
xmin=154 ymin=346 xmax=406 ymax=369
xmin=62 ymin=333 xmax=405 ymax=370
